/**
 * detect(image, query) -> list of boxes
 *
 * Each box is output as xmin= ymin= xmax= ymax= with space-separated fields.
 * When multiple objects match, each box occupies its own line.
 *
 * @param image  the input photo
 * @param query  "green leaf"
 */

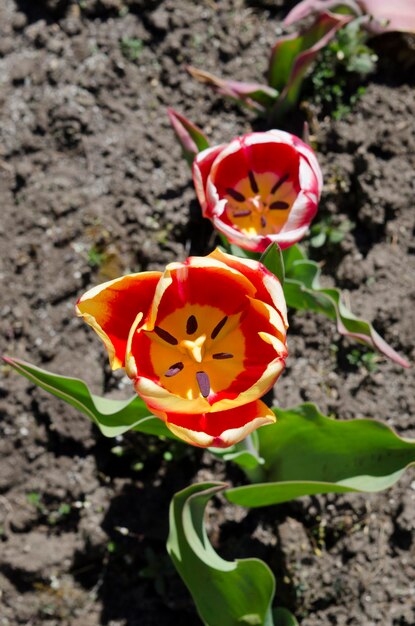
xmin=282 ymin=245 xmax=409 ymax=368
xmin=3 ymin=357 xmax=175 ymax=439
xmin=167 ymin=482 xmax=276 ymax=626
xmin=309 ymin=231 xmax=327 ymax=248
xmin=279 ymin=244 xmax=304 ymax=273
xmin=268 ymin=12 xmax=354 ymax=120
xmin=225 ymin=403 xmax=415 ymax=507
xmin=273 ymin=607 xmax=299 ymax=626
xmin=209 ymin=431 xmax=265 ymax=471
xmin=260 ymin=243 xmax=285 ymax=285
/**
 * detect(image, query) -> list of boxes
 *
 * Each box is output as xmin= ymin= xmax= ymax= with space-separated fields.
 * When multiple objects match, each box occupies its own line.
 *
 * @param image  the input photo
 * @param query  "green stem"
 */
xmin=240 ymin=434 xmax=267 ymax=483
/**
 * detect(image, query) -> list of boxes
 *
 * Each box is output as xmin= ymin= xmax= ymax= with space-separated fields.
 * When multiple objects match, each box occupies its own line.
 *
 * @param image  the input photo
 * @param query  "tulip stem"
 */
xmin=241 ymin=434 xmax=267 ymax=483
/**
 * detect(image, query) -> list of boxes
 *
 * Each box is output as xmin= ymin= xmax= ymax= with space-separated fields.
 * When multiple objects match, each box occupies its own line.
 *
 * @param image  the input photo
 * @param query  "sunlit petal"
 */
xmin=76 ymin=272 xmax=161 ymax=369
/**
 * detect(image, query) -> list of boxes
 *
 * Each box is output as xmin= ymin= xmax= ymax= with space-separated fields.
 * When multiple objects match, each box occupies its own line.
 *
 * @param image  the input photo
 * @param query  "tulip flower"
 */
xmin=192 ymin=130 xmax=323 ymax=252
xmin=76 ymin=249 xmax=288 ymax=448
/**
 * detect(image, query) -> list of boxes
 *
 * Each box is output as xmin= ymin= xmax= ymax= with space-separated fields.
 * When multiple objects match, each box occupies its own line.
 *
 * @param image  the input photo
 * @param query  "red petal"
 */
xmin=154 ymin=259 xmax=256 ymax=323
xmin=192 ymin=144 xmax=226 ymax=213
xmin=164 ymin=399 xmax=273 ymax=438
xmin=76 ymin=272 xmax=161 ymax=369
xmin=211 ymin=139 xmax=301 ymax=198
xmin=208 ymin=248 xmax=288 ymax=327
xmin=211 ymin=298 xmax=287 ymax=402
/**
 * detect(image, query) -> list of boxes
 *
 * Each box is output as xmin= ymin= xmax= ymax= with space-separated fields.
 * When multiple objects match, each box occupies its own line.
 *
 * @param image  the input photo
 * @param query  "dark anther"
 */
xmin=211 ymin=316 xmax=228 ymax=339
xmin=165 ymin=362 xmax=184 ymax=377
xmin=154 ymin=326 xmax=178 ymax=345
xmin=212 ymin=353 xmax=233 ymax=359
xmin=269 ymin=201 xmax=289 ymax=210
xmin=271 ymin=173 xmax=289 ymax=195
xmin=233 ymin=210 xmax=252 ymax=217
xmin=225 ymin=188 xmax=246 ymax=202
xmin=248 ymin=170 xmax=259 ymax=194
xmin=186 ymin=315 xmax=198 ymax=335
xmin=196 ymin=371 xmax=211 ymax=398
xmin=261 ymin=215 xmax=267 ymax=227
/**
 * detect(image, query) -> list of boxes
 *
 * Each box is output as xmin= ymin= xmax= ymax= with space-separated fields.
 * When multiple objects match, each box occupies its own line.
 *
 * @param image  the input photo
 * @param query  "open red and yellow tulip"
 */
xmin=193 ymin=130 xmax=323 ymax=252
xmin=76 ymin=249 xmax=288 ymax=448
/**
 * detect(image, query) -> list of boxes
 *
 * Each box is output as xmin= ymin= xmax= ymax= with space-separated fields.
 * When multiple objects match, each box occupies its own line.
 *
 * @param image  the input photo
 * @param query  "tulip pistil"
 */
xmin=181 ymin=335 xmax=206 ymax=363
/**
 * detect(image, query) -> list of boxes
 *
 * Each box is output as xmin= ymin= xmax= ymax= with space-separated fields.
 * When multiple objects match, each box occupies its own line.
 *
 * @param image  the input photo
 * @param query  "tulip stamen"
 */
xmin=271 ymin=173 xmax=289 ymax=195
xmin=233 ymin=210 xmax=252 ymax=217
xmin=248 ymin=170 xmax=259 ymax=194
xmin=154 ymin=326 xmax=178 ymax=345
xmin=261 ymin=215 xmax=267 ymax=228
xmin=226 ymin=188 xmax=246 ymax=202
xmin=186 ymin=315 xmax=198 ymax=335
xmin=165 ymin=362 xmax=184 ymax=377
xmin=196 ymin=371 xmax=211 ymax=398
xmin=211 ymin=316 xmax=228 ymax=339
xmin=269 ymin=201 xmax=289 ymax=210
xmin=212 ymin=352 xmax=233 ymax=359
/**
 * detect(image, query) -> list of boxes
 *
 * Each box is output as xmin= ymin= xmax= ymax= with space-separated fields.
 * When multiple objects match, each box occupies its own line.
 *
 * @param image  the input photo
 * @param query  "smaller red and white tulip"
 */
xmin=76 ymin=249 xmax=288 ymax=448
xmin=193 ymin=130 xmax=323 ymax=252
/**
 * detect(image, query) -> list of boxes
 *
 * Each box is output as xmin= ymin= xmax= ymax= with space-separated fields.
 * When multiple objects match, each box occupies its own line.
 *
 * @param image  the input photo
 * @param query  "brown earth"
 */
xmin=0 ymin=1 xmax=414 ymax=625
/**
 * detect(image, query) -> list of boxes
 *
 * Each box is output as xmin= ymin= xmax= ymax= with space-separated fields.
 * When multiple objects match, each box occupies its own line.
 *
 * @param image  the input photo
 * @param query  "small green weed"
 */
xmin=47 ymin=503 xmax=71 ymax=526
xmin=107 ymin=541 xmax=117 ymax=553
xmin=311 ymin=19 xmax=377 ymax=119
xmin=309 ymin=216 xmax=354 ymax=248
xmin=120 ymin=37 xmax=143 ymax=61
xmin=26 ymin=492 xmax=72 ymax=525
xmin=140 ymin=547 xmax=175 ymax=596
xmin=346 ymin=348 xmax=379 ymax=372
xmin=27 ymin=491 xmax=45 ymax=513
xmin=87 ymin=245 xmax=105 ymax=268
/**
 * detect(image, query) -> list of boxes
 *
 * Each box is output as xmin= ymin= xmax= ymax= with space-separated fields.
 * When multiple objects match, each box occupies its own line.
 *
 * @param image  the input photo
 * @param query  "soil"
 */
xmin=0 ymin=1 xmax=414 ymax=625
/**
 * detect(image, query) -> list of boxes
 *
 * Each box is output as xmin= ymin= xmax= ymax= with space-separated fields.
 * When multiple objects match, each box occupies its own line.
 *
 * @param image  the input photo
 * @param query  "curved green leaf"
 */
xmin=268 ymin=11 xmax=353 ymax=118
xmin=209 ymin=431 xmax=264 ymax=471
xmin=282 ymin=245 xmax=409 ymax=368
xmin=3 ymin=356 xmax=174 ymax=439
xmin=273 ymin=607 xmax=299 ymax=626
xmin=225 ymin=403 xmax=415 ymax=507
xmin=260 ymin=243 xmax=285 ymax=285
xmin=167 ymin=482 xmax=276 ymax=626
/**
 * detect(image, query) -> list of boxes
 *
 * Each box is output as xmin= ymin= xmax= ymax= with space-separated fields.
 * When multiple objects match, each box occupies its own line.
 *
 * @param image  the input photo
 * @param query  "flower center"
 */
xmin=147 ymin=306 xmax=245 ymax=401
xmin=179 ymin=335 xmax=207 ymax=363
xmin=224 ymin=170 xmax=296 ymax=236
